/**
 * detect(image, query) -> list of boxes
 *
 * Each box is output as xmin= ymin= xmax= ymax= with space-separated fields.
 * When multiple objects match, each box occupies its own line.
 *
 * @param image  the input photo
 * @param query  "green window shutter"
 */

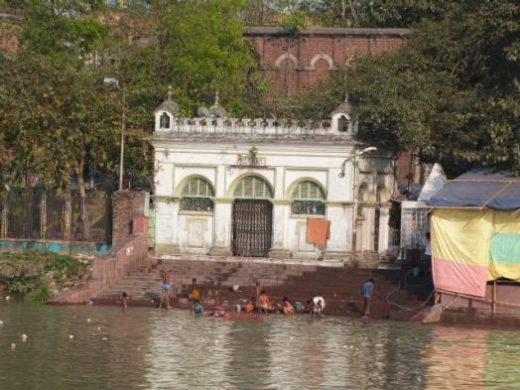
xmin=292 ymin=181 xmax=325 ymax=201
xmin=234 ymin=176 xmax=272 ymax=198
xmin=182 ymin=178 xmax=214 ymax=197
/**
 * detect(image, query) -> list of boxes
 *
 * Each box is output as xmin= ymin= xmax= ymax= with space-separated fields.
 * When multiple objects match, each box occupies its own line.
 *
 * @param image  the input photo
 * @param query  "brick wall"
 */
xmin=53 ymin=215 xmax=150 ymax=304
xmin=112 ymin=190 xmax=149 ymax=247
xmin=244 ymin=27 xmax=409 ymax=95
xmin=53 ymin=192 xmax=150 ymax=304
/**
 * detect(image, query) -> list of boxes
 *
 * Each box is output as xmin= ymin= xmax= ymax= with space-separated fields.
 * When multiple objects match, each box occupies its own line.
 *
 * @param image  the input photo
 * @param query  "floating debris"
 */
xmin=21 ymin=334 xmax=27 ymax=342
xmin=87 ymin=318 xmax=91 ymax=323
xmin=102 ymin=337 xmax=108 ymax=341
xmin=0 ymin=320 xmax=4 ymax=325
xmin=11 ymin=343 xmax=16 ymax=351
xmin=69 ymin=335 xmax=74 ymax=340
xmin=5 ymin=296 xmax=10 ymax=301
xmin=97 ymin=327 xmax=101 ymax=332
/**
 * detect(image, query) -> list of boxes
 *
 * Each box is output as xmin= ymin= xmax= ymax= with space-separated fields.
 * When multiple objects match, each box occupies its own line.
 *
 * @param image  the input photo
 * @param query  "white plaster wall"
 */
xmin=154 ymin=159 xmax=174 ymax=197
xmin=212 ymin=202 xmax=232 ymax=248
xmin=358 ymin=207 xmax=376 ymax=251
xmin=288 ymin=217 xmax=321 ymax=258
xmin=326 ymin=205 xmax=350 ymax=252
xmin=272 ymin=203 xmax=290 ymax=249
xmin=178 ymin=214 xmax=213 ymax=254
xmin=155 ymin=201 xmax=177 ymax=246
xmin=378 ymin=208 xmax=390 ymax=253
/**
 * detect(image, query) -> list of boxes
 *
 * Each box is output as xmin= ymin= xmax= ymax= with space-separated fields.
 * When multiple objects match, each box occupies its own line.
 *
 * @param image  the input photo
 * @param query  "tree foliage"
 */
xmin=336 ymin=0 xmax=520 ymax=176
xmin=117 ymin=0 xmax=265 ymax=116
xmin=239 ymin=0 xmax=453 ymax=28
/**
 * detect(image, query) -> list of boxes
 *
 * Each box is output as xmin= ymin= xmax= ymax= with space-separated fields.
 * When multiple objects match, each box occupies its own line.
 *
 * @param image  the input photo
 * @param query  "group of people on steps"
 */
xmin=122 ymin=268 xmax=376 ymax=318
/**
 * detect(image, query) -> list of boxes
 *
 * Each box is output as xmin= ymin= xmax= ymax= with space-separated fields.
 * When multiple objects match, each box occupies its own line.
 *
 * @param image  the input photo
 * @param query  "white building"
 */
xmin=150 ymin=93 xmax=395 ymax=261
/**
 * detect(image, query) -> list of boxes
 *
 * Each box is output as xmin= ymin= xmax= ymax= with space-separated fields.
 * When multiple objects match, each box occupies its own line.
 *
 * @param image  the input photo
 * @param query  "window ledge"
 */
xmin=179 ymin=211 xmax=213 ymax=217
xmin=290 ymin=214 xmax=326 ymax=219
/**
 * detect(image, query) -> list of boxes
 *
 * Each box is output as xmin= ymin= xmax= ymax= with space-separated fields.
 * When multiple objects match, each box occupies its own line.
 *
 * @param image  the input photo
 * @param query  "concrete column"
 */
xmin=269 ymin=201 xmax=291 ymax=258
xmin=357 ymin=206 xmax=375 ymax=251
xmin=209 ymin=199 xmax=232 ymax=256
xmin=378 ymin=207 xmax=390 ymax=253
xmin=274 ymin=166 xmax=284 ymax=199
xmin=269 ymin=167 xmax=290 ymax=258
xmin=215 ymin=165 xmax=226 ymax=197
xmin=154 ymin=200 xmax=180 ymax=255
xmin=323 ymin=203 xmax=349 ymax=260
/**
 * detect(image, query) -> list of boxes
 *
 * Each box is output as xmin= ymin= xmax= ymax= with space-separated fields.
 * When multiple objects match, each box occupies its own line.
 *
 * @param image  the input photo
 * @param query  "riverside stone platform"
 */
xmin=93 ymin=255 xmax=431 ymax=319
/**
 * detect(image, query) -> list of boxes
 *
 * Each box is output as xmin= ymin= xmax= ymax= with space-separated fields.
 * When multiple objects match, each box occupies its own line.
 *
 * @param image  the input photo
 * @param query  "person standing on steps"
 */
xmin=362 ymin=278 xmax=375 ymax=318
xmin=121 ymin=291 xmax=129 ymax=310
xmin=159 ymin=269 xmax=173 ymax=309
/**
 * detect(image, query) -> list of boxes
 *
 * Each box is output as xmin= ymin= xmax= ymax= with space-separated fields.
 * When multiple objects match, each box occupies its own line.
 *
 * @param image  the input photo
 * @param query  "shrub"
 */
xmin=0 ymin=250 xmax=89 ymax=302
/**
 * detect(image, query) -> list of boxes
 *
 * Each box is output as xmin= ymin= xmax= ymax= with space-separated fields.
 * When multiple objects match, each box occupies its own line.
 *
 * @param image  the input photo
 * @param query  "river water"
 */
xmin=1 ymin=301 xmax=520 ymax=390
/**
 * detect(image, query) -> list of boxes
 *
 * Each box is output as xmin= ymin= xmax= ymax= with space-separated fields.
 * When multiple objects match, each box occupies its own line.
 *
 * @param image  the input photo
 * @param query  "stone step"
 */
xmin=96 ymin=257 xmax=431 ymax=319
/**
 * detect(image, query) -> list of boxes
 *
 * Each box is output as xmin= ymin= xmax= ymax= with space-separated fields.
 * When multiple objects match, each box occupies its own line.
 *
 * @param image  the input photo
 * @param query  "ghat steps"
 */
xmin=93 ymin=256 xmax=431 ymax=319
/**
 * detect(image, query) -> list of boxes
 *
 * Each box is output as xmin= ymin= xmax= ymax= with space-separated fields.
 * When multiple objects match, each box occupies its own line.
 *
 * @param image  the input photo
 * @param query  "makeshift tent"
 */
xmin=428 ymin=169 xmax=520 ymax=298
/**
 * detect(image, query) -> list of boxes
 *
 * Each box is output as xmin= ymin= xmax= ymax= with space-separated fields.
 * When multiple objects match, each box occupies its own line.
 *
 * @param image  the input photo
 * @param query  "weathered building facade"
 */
xmin=151 ymin=94 xmax=395 ymax=261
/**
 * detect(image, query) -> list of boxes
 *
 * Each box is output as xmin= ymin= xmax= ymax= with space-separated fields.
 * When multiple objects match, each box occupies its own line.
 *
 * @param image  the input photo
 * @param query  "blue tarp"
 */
xmin=428 ymin=168 xmax=520 ymax=210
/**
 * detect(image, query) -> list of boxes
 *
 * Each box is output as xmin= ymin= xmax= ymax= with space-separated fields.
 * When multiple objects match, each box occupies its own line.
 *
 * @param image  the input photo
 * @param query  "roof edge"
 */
xmin=244 ymin=26 xmax=411 ymax=37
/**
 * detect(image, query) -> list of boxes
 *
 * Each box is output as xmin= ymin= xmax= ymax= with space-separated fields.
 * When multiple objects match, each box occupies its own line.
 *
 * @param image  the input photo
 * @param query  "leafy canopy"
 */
xmin=339 ymin=0 xmax=520 ymax=176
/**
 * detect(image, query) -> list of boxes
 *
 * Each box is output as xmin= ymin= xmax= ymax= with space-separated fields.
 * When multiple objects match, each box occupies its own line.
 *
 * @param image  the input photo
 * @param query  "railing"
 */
xmin=155 ymin=117 xmax=353 ymax=137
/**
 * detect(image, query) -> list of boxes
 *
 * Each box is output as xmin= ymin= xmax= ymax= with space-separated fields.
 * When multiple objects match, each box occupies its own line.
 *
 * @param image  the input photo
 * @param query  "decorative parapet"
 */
xmin=153 ymin=117 xmax=356 ymax=142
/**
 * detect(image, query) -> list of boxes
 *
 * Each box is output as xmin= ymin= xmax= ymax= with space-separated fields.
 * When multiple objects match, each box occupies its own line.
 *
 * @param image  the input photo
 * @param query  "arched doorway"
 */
xmin=231 ymin=176 xmax=273 ymax=257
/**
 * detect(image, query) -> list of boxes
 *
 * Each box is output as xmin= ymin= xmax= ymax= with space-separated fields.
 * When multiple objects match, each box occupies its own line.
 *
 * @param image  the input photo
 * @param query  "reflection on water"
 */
xmin=1 ymin=302 xmax=520 ymax=389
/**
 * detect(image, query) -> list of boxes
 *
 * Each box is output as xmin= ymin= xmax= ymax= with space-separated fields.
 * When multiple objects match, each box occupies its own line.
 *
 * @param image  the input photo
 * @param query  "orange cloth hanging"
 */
xmin=307 ymin=218 xmax=330 ymax=248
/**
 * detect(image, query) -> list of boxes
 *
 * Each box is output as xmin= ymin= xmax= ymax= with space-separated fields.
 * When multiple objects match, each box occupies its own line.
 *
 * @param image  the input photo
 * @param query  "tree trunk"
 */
xmin=76 ymin=157 xmax=91 ymax=240
xmin=63 ymin=192 xmax=72 ymax=241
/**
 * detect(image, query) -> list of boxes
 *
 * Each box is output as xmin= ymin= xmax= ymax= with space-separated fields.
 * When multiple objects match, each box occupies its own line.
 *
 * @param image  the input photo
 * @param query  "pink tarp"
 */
xmin=433 ymin=257 xmax=488 ymax=298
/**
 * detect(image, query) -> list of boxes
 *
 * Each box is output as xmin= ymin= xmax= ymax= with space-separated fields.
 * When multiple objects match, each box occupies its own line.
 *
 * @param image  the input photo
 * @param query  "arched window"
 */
xmin=233 ymin=176 xmax=273 ymax=198
xmin=180 ymin=177 xmax=214 ymax=212
xmin=160 ymin=112 xmax=170 ymax=129
xmin=291 ymin=181 xmax=326 ymax=215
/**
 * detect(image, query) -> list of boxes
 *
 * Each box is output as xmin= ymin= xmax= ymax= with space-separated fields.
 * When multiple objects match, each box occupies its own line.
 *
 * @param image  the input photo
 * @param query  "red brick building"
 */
xmin=244 ymin=27 xmax=409 ymax=95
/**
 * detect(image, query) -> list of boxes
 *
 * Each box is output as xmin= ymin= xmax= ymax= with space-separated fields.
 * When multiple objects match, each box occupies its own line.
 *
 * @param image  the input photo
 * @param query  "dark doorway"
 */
xmin=232 ymin=199 xmax=272 ymax=257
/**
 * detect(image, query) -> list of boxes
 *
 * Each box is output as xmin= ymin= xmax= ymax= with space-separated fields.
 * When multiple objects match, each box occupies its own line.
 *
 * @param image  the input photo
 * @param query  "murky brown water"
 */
xmin=1 ymin=301 xmax=519 ymax=389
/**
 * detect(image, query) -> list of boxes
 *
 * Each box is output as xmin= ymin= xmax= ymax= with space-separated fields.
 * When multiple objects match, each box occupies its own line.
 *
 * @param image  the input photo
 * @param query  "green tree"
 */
xmin=0 ymin=0 xmax=119 ymax=239
xmin=336 ymin=0 xmax=520 ymax=176
xmin=115 ymin=0 xmax=266 ymax=115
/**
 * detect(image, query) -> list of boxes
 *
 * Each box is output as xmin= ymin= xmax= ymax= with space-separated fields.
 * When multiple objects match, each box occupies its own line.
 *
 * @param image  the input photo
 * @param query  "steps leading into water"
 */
xmin=93 ymin=256 xmax=431 ymax=319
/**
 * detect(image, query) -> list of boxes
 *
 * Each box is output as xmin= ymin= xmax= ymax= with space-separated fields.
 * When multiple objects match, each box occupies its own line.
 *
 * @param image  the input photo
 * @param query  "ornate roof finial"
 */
xmin=210 ymin=90 xmax=226 ymax=118
xmin=154 ymin=85 xmax=179 ymax=115
xmin=331 ymin=92 xmax=352 ymax=115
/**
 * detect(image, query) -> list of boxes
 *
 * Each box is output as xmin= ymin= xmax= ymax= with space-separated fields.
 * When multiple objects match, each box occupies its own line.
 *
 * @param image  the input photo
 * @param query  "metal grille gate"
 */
xmin=232 ymin=199 xmax=272 ymax=257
